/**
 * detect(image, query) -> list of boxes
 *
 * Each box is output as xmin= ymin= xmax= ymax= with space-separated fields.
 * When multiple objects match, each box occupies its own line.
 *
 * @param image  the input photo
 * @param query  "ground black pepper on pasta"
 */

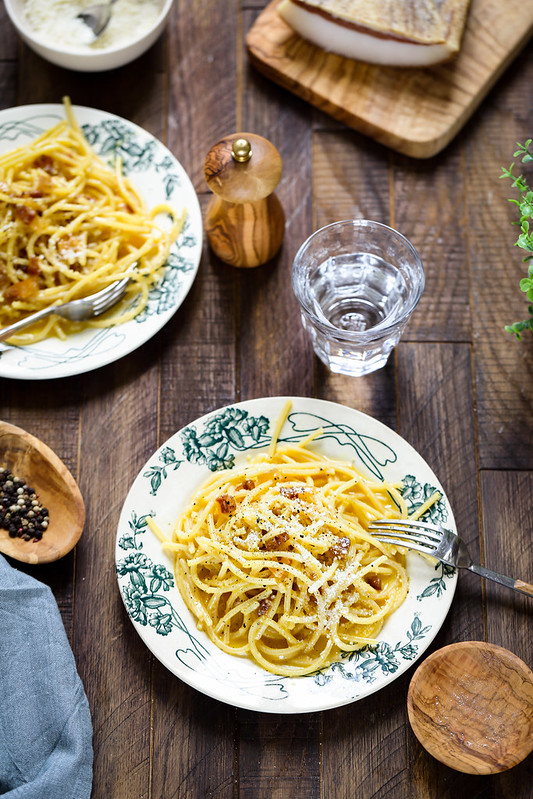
xmin=0 ymin=467 xmax=49 ymax=541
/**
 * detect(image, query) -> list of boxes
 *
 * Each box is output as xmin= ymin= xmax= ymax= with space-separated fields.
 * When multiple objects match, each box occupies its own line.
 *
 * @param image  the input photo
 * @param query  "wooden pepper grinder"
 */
xmin=204 ymin=133 xmax=285 ymax=268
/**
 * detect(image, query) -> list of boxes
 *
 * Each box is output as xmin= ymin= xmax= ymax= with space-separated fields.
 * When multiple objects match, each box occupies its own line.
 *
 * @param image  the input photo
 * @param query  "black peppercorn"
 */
xmin=0 ymin=467 xmax=49 ymax=541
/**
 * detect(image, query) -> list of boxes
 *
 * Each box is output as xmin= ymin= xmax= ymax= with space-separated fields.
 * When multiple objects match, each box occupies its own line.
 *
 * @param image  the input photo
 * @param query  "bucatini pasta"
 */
xmin=0 ymin=97 xmax=184 ymax=344
xmin=150 ymin=403 xmax=438 ymax=677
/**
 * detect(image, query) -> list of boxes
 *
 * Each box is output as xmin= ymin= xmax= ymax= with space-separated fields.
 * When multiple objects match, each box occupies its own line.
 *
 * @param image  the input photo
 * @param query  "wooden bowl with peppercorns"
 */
xmin=0 ymin=421 xmax=85 ymax=564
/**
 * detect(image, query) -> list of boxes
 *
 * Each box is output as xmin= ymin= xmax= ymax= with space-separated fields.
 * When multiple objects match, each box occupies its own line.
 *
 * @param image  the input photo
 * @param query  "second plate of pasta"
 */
xmin=116 ymin=397 xmax=457 ymax=713
xmin=0 ymin=103 xmax=202 ymax=379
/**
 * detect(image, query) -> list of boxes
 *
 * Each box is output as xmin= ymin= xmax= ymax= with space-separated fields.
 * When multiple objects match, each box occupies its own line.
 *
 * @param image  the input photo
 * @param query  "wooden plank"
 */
xmin=392 ymin=143 xmax=471 ymax=342
xmin=0 ymin=3 xmax=18 ymax=61
xmin=151 ymin=688 xmax=237 ymax=799
xmin=480 ymin=470 xmax=533 ymax=795
xmin=408 ymin=747 xmax=488 ymax=798
xmin=151 ymin=197 xmax=237 ymax=799
xmin=0 ymin=26 xmax=82 ymax=635
xmin=309 ymin=103 xmax=478 ymax=799
xmin=322 ymin=677 xmax=411 ymax=798
xmin=1 ymin=2 xmax=530 ymax=798
xmin=236 ymin=9 xmax=315 ymax=400
xmin=466 ymin=45 xmax=533 ymax=470
xmin=322 ymin=342 xmax=483 ymax=798
xmin=150 ymin=4 xmax=241 ymax=798
xmin=15 ymin=44 xmax=165 ymax=134
xmin=481 ymin=471 xmax=533 ymax=661
xmin=151 ymin=239 xmax=238 ymax=799
xmin=317 ymin=362 xmax=398 ymax=430
xmin=397 ymin=343 xmax=480 ymax=572
xmin=0 ymin=17 xmax=167 ymax=638
xmin=246 ymin=0 xmax=533 ymax=158
xmin=239 ymin=713 xmax=321 ymax=799
xmin=0 ymin=62 xmax=17 ymax=111
xmin=313 ymin=129 xmax=390 ymax=228
xmin=234 ymin=8 xmax=320 ymax=799
xmin=310 ymin=127 xmax=397 ymax=426
xmin=398 ymin=342 xmax=486 ymax=796
xmin=74 ymin=355 xmax=161 ymax=799
xmin=157 ymin=197 xmax=238 ymax=439
xmin=167 ymin=0 xmax=239 ymax=192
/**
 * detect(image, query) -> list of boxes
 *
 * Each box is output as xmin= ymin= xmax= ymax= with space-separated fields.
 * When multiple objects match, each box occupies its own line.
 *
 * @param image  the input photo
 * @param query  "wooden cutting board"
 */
xmin=246 ymin=0 xmax=533 ymax=158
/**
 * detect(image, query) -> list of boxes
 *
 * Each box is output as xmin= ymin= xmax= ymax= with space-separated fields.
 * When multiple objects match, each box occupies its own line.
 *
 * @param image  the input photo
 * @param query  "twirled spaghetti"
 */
xmin=0 ymin=97 xmax=184 ymax=344
xmin=153 ymin=411 xmax=432 ymax=677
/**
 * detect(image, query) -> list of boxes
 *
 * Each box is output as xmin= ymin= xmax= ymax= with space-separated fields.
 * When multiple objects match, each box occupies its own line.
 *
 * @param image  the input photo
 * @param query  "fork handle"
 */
xmin=469 ymin=564 xmax=533 ymax=598
xmin=0 ymin=307 xmax=55 ymax=343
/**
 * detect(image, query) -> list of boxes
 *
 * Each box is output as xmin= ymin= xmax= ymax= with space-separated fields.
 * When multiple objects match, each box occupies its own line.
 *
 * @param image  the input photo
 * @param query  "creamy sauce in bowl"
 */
xmin=24 ymin=0 xmax=163 ymax=51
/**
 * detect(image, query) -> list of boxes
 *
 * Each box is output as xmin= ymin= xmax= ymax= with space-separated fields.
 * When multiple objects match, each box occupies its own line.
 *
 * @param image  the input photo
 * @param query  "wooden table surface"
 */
xmin=1 ymin=2 xmax=532 ymax=797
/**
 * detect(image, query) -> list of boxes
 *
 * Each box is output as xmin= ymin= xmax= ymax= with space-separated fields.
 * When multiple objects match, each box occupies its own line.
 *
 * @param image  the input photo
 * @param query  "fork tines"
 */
xmin=368 ymin=518 xmax=441 ymax=553
xmin=369 ymin=518 xmax=441 ymax=538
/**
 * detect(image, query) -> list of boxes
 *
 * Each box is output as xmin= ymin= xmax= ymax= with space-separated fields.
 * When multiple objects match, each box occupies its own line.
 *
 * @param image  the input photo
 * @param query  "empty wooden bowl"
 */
xmin=408 ymin=641 xmax=533 ymax=774
xmin=0 ymin=420 xmax=85 ymax=564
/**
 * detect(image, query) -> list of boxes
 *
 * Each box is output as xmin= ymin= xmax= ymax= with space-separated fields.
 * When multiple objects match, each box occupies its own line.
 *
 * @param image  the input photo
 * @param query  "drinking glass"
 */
xmin=292 ymin=219 xmax=425 ymax=376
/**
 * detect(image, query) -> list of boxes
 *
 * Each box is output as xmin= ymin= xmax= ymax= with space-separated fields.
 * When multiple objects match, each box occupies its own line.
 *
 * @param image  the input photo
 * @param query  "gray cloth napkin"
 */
xmin=0 ymin=555 xmax=93 ymax=799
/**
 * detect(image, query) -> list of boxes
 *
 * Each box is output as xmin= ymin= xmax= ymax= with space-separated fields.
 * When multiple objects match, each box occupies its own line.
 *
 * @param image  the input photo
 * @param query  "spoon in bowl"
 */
xmin=0 ymin=421 xmax=85 ymax=565
xmin=77 ymin=0 xmax=118 ymax=38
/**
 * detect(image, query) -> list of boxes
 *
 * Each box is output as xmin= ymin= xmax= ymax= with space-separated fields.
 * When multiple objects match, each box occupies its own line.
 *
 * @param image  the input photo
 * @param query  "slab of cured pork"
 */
xmin=277 ymin=0 xmax=472 ymax=66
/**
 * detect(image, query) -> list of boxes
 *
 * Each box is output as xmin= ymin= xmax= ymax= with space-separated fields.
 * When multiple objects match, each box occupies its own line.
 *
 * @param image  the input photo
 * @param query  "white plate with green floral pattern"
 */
xmin=0 ymin=104 xmax=202 ymax=380
xmin=116 ymin=397 xmax=457 ymax=713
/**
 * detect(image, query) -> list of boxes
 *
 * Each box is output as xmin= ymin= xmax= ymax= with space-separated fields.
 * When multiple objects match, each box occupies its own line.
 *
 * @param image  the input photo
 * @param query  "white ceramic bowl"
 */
xmin=4 ymin=0 xmax=174 ymax=72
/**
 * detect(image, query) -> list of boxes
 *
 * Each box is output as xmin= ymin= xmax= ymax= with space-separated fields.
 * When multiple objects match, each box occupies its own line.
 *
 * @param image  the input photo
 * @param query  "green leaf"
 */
xmin=150 ymin=471 xmax=162 ymax=495
xmin=226 ymin=427 xmax=245 ymax=448
xmin=141 ymin=596 xmax=167 ymax=609
xmin=131 ymin=571 xmax=147 ymax=591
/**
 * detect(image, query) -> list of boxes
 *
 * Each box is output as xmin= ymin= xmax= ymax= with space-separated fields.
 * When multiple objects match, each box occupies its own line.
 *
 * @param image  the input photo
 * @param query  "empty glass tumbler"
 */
xmin=292 ymin=219 xmax=425 ymax=376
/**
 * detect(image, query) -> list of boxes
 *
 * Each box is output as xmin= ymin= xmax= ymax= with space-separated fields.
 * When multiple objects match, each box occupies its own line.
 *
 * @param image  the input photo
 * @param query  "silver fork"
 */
xmin=369 ymin=518 xmax=533 ymax=599
xmin=0 ymin=276 xmax=130 ymax=343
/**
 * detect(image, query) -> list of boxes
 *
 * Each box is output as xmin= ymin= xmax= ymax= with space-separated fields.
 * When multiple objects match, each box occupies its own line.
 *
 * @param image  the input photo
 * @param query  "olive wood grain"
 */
xmin=0 ymin=420 xmax=85 ymax=564
xmin=408 ymin=641 xmax=533 ymax=775
xmin=246 ymin=0 xmax=533 ymax=158
xmin=205 ymin=133 xmax=282 ymax=203
xmin=205 ymin=193 xmax=285 ymax=268
xmin=515 ymin=579 xmax=533 ymax=597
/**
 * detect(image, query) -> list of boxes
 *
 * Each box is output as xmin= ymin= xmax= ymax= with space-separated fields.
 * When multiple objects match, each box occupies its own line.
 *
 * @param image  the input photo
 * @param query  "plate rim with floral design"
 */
xmin=115 ymin=396 xmax=457 ymax=714
xmin=0 ymin=103 xmax=202 ymax=380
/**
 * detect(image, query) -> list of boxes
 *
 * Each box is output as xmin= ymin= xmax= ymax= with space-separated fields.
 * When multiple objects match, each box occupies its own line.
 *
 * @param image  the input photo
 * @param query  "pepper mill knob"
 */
xmin=232 ymin=138 xmax=252 ymax=163
xmin=204 ymin=132 xmax=285 ymax=268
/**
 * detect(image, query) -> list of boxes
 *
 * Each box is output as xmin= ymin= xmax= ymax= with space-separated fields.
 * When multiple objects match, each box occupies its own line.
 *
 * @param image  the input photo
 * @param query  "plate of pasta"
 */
xmin=0 ymin=101 xmax=202 ymax=379
xmin=116 ymin=396 xmax=458 ymax=713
